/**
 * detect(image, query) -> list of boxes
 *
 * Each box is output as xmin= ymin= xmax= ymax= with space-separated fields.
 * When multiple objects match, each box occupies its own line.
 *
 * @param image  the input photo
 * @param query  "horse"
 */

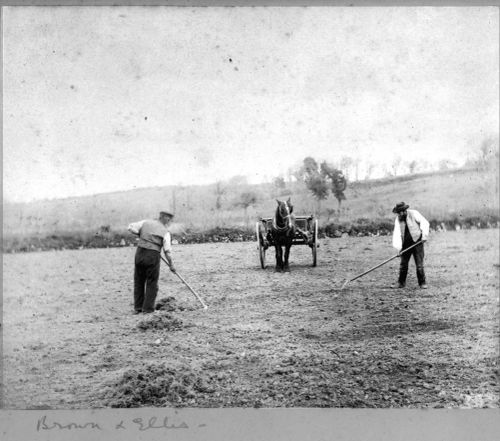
xmin=270 ymin=198 xmax=296 ymax=272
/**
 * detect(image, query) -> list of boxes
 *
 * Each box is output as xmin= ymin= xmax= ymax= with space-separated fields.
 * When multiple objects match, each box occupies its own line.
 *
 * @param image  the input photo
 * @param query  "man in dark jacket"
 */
xmin=128 ymin=211 xmax=176 ymax=314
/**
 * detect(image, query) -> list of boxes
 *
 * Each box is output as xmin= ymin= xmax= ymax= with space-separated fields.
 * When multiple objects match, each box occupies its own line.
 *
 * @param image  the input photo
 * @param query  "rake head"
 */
xmin=340 ymin=279 xmax=350 ymax=290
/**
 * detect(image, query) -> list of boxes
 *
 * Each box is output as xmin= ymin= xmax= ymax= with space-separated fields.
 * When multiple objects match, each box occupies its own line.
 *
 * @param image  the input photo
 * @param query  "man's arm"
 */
xmin=128 ymin=220 xmax=146 ymax=235
xmin=414 ymin=211 xmax=430 ymax=241
xmin=163 ymin=231 xmax=176 ymax=272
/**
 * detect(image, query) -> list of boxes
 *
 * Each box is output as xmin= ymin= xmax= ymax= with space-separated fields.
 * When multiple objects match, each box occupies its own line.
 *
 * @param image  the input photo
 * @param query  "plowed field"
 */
xmin=2 ymin=229 xmax=499 ymax=408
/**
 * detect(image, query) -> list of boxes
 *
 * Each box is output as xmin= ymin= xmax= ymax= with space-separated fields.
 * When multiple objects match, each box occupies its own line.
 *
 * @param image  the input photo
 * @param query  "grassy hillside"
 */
xmin=3 ymin=166 xmax=499 ymax=238
xmin=345 ymin=167 xmax=499 ymax=221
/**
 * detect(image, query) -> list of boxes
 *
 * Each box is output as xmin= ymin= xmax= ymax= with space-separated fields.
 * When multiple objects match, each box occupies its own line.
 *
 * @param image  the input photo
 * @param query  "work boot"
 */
xmin=133 ymin=310 xmax=142 ymax=315
xmin=419 ymin=284 xmax=428 ymax=289
xmin=391 ymin=282 xmax=405 ymax=289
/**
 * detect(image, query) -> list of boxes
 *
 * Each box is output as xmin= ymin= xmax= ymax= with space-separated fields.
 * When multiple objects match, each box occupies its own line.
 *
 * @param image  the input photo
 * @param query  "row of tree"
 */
xmin=271 ymin=135 xmax=500 ymax=183
xmin=193 ymin=157 xmax=347 ymax=227
xmin=172 ymin=136 xmax=499 ymax=226
xmin=221 ymin=157 xmax=348 ymax=225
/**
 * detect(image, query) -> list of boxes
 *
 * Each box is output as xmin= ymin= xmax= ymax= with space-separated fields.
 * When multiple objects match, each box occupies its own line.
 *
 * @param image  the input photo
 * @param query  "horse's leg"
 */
xmin=274 ymin=244 xmax=282 ymax=272
xmin=284 ymin=242 xmax=291 ymax=272
xmin=279 ymin=245 xmax=284 ymax=270
xmin=284 ymin=229 xmax=295 ymax=271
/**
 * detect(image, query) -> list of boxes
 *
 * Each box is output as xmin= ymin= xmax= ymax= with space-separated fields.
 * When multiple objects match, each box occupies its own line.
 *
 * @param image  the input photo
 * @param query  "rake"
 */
xmin=159 ymin=252 xmax=208 ymax=310
xmin=134 ymin=236 xmax=208 ymax=309
xmin=340 ymin=241 xmax=423 ymax=290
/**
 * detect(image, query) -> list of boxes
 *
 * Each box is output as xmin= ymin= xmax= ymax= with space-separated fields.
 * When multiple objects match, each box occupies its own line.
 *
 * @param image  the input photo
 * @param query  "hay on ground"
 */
xmin=102 ymin=363 xmax=214 ymax=407
xmin=136 ymin=311 xmax=183 ymax=331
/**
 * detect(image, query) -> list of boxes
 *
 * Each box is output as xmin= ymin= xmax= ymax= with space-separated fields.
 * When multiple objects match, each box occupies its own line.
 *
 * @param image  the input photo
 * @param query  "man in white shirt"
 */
xmin=391 ymin=202 xmax=430 ymax=289
xmin=128 ymin=211 xmax=176 ymax=314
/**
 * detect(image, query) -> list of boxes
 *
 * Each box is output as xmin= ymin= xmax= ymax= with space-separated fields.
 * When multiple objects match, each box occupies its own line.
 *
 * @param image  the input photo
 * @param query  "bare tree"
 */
xmin=365 ymin=162 xmax=376 ymax=180
xmin=407 ymin=160 xmax=418 ymax=174
xmin=213 ymin=181 xmax=226 ymax=226
xmin=215 ymin=181 xmax=226 ymax=211
xmin=235 ymin=191 xmax=259 ymax=228
xmin=340 ymin=156 xmax=354 ymax=180
xmin=391 ymin=156 xmax=402 ymax=176
xmin=171 ymin=187 xmax=177 ymax=213
xmin=353 ymin=157 xmax=361 ymax=181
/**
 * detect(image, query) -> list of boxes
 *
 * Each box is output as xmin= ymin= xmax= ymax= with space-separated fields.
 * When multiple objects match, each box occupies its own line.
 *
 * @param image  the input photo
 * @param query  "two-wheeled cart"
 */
xmin=255 ymin=215 xmax=319 ymax=269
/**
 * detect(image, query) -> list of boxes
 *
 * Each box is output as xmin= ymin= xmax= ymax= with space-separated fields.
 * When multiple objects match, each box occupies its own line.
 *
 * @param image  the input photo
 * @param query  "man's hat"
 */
xmin=392 ymin=202 xmax=410 ymax=214
xmin=160 ymin=210 xmax=174 ymax=218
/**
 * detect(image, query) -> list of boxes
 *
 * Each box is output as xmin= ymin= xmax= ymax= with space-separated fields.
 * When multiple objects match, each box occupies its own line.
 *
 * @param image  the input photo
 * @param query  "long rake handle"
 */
xmin=159 ymin=254 xmax=208 ymax=309
xmin=346 ymin=241 xmax=423 ymax=284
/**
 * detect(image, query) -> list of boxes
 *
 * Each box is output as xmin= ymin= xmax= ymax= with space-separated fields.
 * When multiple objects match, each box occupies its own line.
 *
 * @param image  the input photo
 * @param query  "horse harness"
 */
xmin=272 ymin=202 xmax=294 ymax=236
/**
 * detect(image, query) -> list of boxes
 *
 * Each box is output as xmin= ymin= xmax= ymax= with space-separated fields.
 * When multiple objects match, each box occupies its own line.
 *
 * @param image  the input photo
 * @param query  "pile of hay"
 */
xmin=155 ymin=296 xmax=196 ymax=312
xmin=136 ymin=311 xmax=183 ymax=331
xmin=155 ymin=296 xmax=183 ymax=312
xmin=102 ymin=363 xmax=214 ymax=407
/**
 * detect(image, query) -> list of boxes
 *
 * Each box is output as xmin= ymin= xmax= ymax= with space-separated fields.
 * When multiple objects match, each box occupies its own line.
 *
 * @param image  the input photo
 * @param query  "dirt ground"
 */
xmin=2 ymin=229 xmax=499 ymax=409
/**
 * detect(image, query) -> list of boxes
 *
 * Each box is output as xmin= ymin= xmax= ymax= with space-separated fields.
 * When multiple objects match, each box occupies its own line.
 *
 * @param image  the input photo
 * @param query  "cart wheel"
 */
xmin=311 ymin=218 xmax=318 ymax=267
xmin=255 ymin=221 xmax=266 ymax=269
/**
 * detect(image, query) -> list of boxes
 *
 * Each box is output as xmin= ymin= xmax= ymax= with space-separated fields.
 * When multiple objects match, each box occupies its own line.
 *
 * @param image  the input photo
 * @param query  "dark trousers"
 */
xmin=399 ymin=241 xmax=426 ymax=286
xmin=134 ymin=247 xmax=161 ymax=313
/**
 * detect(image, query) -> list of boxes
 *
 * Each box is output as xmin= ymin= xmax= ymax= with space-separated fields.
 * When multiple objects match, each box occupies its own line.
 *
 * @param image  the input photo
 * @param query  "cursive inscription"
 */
xmin=132 ymin=416 xmax=189 ymax=431
xmin=36 ymin=415 xmax=102 ymax=431
xmin=34 ymin=414 xmax=195 ymax=432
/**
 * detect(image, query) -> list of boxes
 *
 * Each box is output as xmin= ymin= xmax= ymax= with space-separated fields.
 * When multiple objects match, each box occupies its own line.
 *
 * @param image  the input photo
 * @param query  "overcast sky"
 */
xmin=3 ymin=6 xmax=499 ymax=203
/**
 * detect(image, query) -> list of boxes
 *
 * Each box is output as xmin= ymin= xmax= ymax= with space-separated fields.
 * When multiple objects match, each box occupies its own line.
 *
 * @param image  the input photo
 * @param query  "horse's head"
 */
xmin=276 ymin=198 xmax=293 ymax=220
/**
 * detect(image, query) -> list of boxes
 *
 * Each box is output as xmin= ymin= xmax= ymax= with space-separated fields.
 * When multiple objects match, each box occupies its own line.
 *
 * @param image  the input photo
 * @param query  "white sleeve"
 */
xmin=128 ymin=220 xmax=145 ymax=235
xmin=392 ymin=218 xmax=402 ymax=250
xmin=414 ymin=211 xmax=430 ymax=239
xmin=163 ymin=232 xmax=172 ymax=253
